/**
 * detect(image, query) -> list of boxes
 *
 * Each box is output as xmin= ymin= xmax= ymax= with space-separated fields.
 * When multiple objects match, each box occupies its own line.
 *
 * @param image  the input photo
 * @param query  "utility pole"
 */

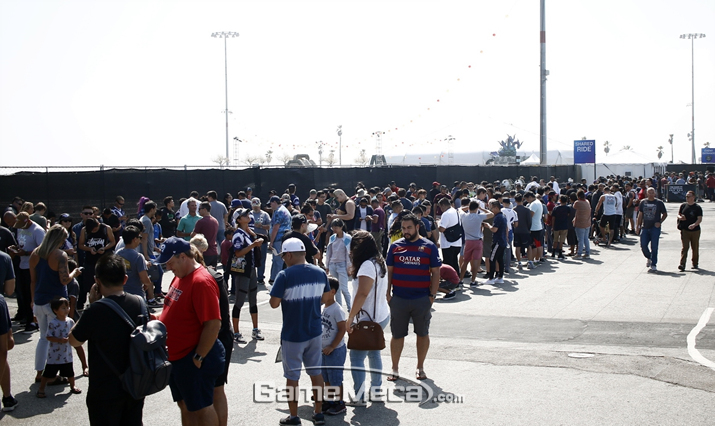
xmin=680 ymin=33 xmax=706 ymax=164
xmin=668 ymin=134 xmax=674 ymax=164
xmin=336 ymin=125 xmax=343 ymax=166
xmin=211 ymin=31 xmax=239 ymax=165
xmin=539 ymin=0 xmax=548 ymax=165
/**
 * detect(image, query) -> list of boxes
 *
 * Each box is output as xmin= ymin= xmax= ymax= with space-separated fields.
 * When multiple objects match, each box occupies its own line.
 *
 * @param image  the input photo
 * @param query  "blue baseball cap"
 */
xmin=157 ymin=237 xmax=192 ymax=264
xmin=231 ymin=199 xmax=242 ymax=208
xmin=268 ymin=196 xmax=281 ymax=205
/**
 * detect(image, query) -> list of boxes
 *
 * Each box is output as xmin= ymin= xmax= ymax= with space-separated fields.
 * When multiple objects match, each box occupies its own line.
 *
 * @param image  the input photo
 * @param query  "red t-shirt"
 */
xmin=159 ymin=266 xmax=220 ymax=361
xmin=545 ymin=201 xmax=555 ymax=226
xmin=439 ymin=264 xmax=460 ymax=284
xmin=220 ymin=238 xmax=232 ymax=266
xmin=193 ymin=216 xmax=219 ymax=256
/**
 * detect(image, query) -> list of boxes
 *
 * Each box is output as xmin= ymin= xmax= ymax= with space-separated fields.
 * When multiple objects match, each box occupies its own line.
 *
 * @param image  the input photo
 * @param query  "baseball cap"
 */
xmin=251 ymin=197 xmax=261 ymax=206
xmin=268 ymin=196 xmax=281 ymax=205
xmin=246 ymin=187 xmax=253 ymax=192
xmin=432 ymin=181 xmax=440 ymax=186
xmin=59 ymin=213 xmax=72 ymax=221
xmin=234 ymin=208 xmax=250 ymax=218
xmin=280 ymin=237 xmax=305 ymax=254
xmin=156 ymin=236 xmax=192 ymax=264
xmin=230 ymin=199 xmax=242 ymax=208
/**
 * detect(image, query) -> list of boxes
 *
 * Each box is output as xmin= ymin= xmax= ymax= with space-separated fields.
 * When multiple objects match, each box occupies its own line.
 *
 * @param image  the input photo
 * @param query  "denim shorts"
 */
xmin=169 ymin=339 xmax=226 ymax=412
xmin=281 ymin=336 xmax=322 ymax=381
xmin=321 ymin=344 xmax=346 ymax=386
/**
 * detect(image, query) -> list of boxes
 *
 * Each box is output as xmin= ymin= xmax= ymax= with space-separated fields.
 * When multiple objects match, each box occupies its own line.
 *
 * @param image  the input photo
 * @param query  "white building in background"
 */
xmin=385 ymin=149 xmax=574 ymax=166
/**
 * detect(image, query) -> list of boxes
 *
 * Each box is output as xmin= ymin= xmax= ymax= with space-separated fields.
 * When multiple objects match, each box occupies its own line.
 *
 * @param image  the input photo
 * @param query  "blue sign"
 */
xmin=574 ymin=140 xmax=596 ymax=164
xmin=702 ymin=148 xmax=715 ymax=164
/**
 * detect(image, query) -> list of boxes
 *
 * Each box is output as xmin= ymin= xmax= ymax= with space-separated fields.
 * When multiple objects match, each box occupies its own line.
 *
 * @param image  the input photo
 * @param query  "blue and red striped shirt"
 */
xmin=386 ymin=237 xmax=442 ymax=299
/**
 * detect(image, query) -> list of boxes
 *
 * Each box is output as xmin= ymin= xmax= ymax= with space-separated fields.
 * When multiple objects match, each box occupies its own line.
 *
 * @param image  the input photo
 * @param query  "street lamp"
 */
xmin=212 ymin=31 xmax=240 ymax=166
xmin=679 ymin=33 xmax=706 ymax=164
xmin=668 ymin=134 xmax=674 ymax=163
xmin=336 ymin=125 xmax=342 ymax=166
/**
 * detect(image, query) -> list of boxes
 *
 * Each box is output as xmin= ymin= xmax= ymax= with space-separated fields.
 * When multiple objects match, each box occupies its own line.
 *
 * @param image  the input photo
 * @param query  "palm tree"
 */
xmin=705 ymin=142 xmax=711 ymax=148
xmin=621 ymin=145 xmax=632 ymax=151
xmin=603 ymin=141 xmax=611 ymax=155
xmin=656 ymin=146 xmax=664 ymax=160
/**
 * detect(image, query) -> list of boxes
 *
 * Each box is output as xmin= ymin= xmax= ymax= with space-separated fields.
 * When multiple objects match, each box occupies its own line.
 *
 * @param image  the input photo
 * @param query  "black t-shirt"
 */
xmin=281 ymin=231 xmax=319 ymax=265
xmin=159 ymin=207 xmax=177 ymax=237
xmin=103 ymin=213 xmax=120 ymax=230
xmin=315 ymin=204 xmax=332 ymax=227
xmin=678 ymin=203 xmax=703 ymax=231
xmin=552 ymin=205 xmax=572 ymax=231
xmin=513 ymin=205 xmax=532 ymax=234
xmin=71 ymin=293 xmax=145 ymax=401
xmin=0 ymin=226 xmax=17 ymax=254
xmin=206 ymin=267 xmax=233 ymax=345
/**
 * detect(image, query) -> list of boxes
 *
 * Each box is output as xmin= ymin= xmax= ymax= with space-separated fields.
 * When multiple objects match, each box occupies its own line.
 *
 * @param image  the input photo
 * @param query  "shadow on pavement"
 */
xmin=3 ymin=386 xmax=73 ymax=419
xmin=232 ymin=339 xmax=268 ymax=365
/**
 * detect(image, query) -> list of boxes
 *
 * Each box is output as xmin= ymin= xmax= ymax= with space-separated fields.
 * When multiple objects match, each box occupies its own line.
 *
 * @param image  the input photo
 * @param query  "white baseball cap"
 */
xmin=280 ymin=238 xmax=305 ymax=254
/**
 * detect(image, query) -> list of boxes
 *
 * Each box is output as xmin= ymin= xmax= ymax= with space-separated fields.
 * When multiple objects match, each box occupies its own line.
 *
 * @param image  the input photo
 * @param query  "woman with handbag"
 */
xmin=345 ymin=231 xmax=390 ymax=406
xmin=229 ymin=208 xmax=265 ymax=344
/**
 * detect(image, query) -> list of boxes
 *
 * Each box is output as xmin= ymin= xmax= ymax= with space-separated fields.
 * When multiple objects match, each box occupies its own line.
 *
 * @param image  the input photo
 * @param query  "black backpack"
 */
xmin=95 ymin=298 xmax=172 ymax=400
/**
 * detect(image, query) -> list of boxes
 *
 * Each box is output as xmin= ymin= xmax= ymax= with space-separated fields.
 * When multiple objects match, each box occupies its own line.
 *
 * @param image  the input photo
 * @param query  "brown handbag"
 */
xmin=347 ymin=262 xmax=386 ymax=351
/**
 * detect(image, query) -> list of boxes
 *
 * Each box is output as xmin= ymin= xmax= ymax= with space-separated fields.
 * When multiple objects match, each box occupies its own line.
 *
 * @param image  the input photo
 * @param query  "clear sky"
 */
xmin=1 ymin=0 xmax=713 ymax=169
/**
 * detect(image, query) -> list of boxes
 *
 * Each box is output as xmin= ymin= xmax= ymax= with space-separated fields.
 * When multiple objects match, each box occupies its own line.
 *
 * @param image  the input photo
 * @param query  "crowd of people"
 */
xmin=0 ymin=168 xmax=708 ymax=424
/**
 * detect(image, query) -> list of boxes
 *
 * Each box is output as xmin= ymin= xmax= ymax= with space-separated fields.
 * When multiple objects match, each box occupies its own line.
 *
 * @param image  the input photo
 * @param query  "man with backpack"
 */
xmin=69 ymin=254 xmax=148 ymax=426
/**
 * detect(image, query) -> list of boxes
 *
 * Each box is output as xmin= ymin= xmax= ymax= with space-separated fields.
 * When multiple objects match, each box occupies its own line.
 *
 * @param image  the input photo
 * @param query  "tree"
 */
xmin=656 ymin=146 xmax=664 ymax=159
xmin=621 ymin=145 xmax=632 ymax=151
xmin=277 ymin=152 xmax=293 ymax=165
xmin=242 ymin=155 xmax=260 ymax=166
xmin=326 ymin=149 xmax=336 ymax=167
xmin=355 ymin=149 xmax=368 ymax=166
xmin=603 ymin=141 xmax=611 ymax=155
xmin=704 ymin=142 xmax=711 ymax=148
xmin=212 ymin=155 xmax=229 ymax=168
xmin=265 ymin=150 xmax=273 ymax=165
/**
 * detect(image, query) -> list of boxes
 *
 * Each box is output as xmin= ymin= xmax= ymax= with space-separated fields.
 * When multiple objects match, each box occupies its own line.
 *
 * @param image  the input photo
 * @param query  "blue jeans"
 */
xmin=349 ymin=316 xmax=390 ymax=400
xmin=269 ymin=240 xmax=284 ymax=282
xmin=575 ymin=227 xmax=591 ymax=256
xmin=328 ymin=262 xmax=351 ymax=311
xmin=640 ymin=226 xmax=661 ymax=267
xmin=256 ymin=235 xmax=269 ymax=281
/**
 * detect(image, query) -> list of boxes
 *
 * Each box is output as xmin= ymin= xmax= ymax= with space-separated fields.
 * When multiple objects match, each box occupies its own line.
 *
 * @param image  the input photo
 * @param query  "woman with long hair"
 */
xmin=28 ymin=225 xmax=83 ymax=382
xmin=346 ymin=230 xmax=390 ymax=406
xmin=136 ymin=196 xmax=149 ymax=218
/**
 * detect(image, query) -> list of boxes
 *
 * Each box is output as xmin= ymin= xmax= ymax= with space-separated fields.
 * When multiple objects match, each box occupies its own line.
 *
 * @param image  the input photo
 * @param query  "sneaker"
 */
xmin=268 ymin=280 xmax=275 ymax=285
xmin=582 ymin=254 xmax=590 ymax=259
xmin=495 ymin=277 xmax=504 ymax=284
xmin=2 ymin=395 xmax=18 ymax=412
xmin=234 ymin=333 xmax=247 ymax=344
xmin=464 ymin=270 xmax=472 ymax=278
xmin=469 ymin=281 xmax=481 ymax=287
xmin=442 ymin=290 xmax=457 ymax=301
xmin=345 ymin=399 xmax=367 ymax=407
xmin=527 ymin=261 xmax=536 ymax=269
xmin=147 ymin=299 xmax=162 ymax=307
xmin=311 ymin=412 xmax=325 ymax=425
xmin=321 ymin=400 xmax=335 ymax=413
xmin=539 ymin=258 xmax=547 ymax=263
xmin=678 ymin=265 xmax=685 ymax=271
xmin=23 ymin=323 xmax=39 ymax=334
xmin=517 ymin=263 xmax=524 ymax=270
xmin=252 ymin=328 xmax=265 ymax=340
xmin=692 ymin=265 xmax=699 ymax=269
xmin=574 ymin=254 xmax=582 ymax=259
xmin=279 ymin=415 xmax=302 ymax=425
xmin=558 ymin=254 xmax=565 ymax=260
xmin=650 ymin=265 xmax=657 ymax=272
xmin=258 ymin=280 xmax=266 ymax=285
xmin=326 ymin=401 xmax=346 ymax=415
xmin=484 ymin=278 xmax=496 ymax=285
xmin=646 ymin=259 xmax=652 ymax=267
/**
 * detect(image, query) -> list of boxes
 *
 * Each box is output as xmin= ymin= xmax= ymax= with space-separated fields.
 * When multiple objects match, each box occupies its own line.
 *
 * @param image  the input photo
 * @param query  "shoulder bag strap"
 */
xmin=93 ymin=297 xmax=142 ymax=377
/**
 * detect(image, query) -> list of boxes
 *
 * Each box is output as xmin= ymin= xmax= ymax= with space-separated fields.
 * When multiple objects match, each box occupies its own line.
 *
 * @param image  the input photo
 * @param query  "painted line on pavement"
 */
xmin=687 ymin=307 xmax=715 ymax=371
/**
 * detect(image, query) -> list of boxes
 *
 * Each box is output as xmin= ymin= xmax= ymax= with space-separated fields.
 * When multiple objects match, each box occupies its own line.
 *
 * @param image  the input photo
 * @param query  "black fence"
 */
xmin=665 ymin=163 xmax=714 ymax=174
xmin=1 ymin=165 xmax=578 ymax=218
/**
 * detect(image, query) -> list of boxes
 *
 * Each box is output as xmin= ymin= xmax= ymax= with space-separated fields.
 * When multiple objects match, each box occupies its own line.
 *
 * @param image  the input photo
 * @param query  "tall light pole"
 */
xmin=336 ymin=125 xmax=343 ymax=166
xmin=212 ymin=31 xmax=239 ymax=166
xmin=539 ymin=0 xmax=548 ymax=165
xmin=680 ymin=33 xmax=706 ymax=164
xmin=668 ymin=134 xmax=674 ymax=164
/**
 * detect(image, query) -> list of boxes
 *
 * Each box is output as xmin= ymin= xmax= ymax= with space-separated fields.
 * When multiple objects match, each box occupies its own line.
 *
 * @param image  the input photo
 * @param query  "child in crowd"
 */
xmin=321 ymin=277 xmax=347 ymax=415
xmin=66 ymin=260 xmax=89 ymax=376
xmin=36 ymin=297 xmax=81 ymax=398
xmin=325 ymin=219 xmax=352 ymax=311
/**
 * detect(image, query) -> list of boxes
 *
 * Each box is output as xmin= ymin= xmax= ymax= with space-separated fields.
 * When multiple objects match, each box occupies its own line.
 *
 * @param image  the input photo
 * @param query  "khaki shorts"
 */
xmin=553 ymin=229 xmax=568 ymax=244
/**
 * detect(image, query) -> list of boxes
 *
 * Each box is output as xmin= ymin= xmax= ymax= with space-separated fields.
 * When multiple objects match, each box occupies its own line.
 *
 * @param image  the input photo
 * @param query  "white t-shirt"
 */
xmin=438 ymin=207 xmax=462 ymax=248
xmin=551 ymin=181 xmax=560 ymax=195
xmin=321 ymin=302 xmax=346 ymax=349
xmin=351 ymin=259 xmax=390 ymax=324
xmin=358 ymin=206 xmax=368 ymax=231
xmin=502 ymin=207 xmax=517 ymax=232
xmin=529 ymin=201 xmax=544 ymax=231
xmin=602 ymin=194 xmax=617 ymax=216
xmin=614 ymin=191 xmax=623 ymax=213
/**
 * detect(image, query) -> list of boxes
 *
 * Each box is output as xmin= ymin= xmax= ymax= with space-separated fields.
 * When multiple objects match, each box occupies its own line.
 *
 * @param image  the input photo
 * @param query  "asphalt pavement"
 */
xmin=2 ymin=201 xmax=714 ymax=425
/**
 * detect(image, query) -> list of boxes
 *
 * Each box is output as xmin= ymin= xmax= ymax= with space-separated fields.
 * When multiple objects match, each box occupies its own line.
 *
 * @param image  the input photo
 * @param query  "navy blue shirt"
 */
xmin=492 ymin=212 xmax=508 ymax=247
